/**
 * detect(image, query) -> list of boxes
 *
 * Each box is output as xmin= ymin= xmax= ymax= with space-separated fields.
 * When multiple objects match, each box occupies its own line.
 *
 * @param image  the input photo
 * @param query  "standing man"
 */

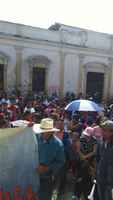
xmin=96 ymin=120 xmax=113 ymax=200
xmin=33 ymin=118 xmax=65 ymax=200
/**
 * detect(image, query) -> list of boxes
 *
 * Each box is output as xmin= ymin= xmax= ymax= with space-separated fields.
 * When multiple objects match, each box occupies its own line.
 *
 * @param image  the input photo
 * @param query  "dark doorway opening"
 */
xmin=86 ymin=72 xmax=104 ymax=102
xmin=0 ymin=64 xmax=4 ymax=90
xmin=32 ymin=67 xmax=46 ymax=93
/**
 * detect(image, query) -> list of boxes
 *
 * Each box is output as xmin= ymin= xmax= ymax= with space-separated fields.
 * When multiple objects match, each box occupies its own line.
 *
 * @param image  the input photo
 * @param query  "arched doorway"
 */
xmin=80 ymin=62 xmax=109 ymax=102
xmin=0 ymin=56 xmax=8 ymax=91
xmin=81 ymin=62 xmax=109 ymax=101
xmin=32 ymin=64 xmax=46 ymax=92
xmin=28 ymin=55 xmax=51 ymax=93
xmin=0 ymin=64 xmax=4 ymax=90
xmin=86 ymin=72 xmax=104 ymax=102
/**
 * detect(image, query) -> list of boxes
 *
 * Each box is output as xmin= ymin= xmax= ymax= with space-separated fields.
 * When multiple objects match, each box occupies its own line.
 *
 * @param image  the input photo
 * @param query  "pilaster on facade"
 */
xmin=14 ymin=46 xmax=23 ymax=91
xmin=102 ymin=68 xmax=108 ymax=101
xmin=28 ymin=62 xmax=33 ymax=92
xmin=107 ymin=58 xmax=113 ymax=100
xmin=78 ymin=54 xmax=85 ymax=96
xmin=110 ymin=35 xmax=113 ymax=51
xmin=3 ymin=60 xmax=8 ymax=92
xmin=59 ymin=50 xmax=66 ymax=97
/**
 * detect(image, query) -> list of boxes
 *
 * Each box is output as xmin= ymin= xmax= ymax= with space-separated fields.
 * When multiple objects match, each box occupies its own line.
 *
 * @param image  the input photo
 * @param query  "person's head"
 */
xmin=72 ymin=113 xmax=80 ymax=122
xmin=23 ymin=111 xmax=33 ymax=121
xmin=95 ymin=116 xmax=102 ymax=126
xmin=33 ymin=118 xmax=59 ymax=140
xmin=87 ymin=119 xmax=93 ymax=126
xmin=100 ymin=120 xmax=113 ymax=141
xmin=26 ymin=102 xmax=32 ymax=108
xmin=82 ymin=126 xmax=94 ymax=139
xmin=64 ymin=111 xmax=71 ymax=120
xmin=0 ymin=113 xmax=8 ymax=128
xmin=2 ymin=102 xmax=8 ymax=109
xmin=55 ymin=119 xmax=64 ymax=131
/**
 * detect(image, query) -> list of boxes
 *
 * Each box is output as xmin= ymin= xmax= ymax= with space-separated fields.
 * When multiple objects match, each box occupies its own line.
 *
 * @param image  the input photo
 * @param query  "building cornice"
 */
xmin=0 ymin=34 xmax=113 ymax=58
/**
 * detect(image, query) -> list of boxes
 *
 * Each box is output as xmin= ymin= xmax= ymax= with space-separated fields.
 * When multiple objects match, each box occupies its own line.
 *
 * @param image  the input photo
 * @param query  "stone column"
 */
xmin=103 ymin=66 xmax=110 ymax=102
xmin=59 ymin=50 xmax=66 ymax=97
xmin=15 ymin=46 xmax=23 ymax=92
xmin=107 ymin=58 xmax=113 ymax=100
xmin=3 ymin=59 xmax=8 ymax=91
xmin=82 ymin=65 xmax=87 ymax=96
xmin=28 ymin=62 xmax=33 ymax=91
xmin=78 ymin=54 xmax=85 ymax=95
xmin=45 ymin=66 xmax=49 ymax=94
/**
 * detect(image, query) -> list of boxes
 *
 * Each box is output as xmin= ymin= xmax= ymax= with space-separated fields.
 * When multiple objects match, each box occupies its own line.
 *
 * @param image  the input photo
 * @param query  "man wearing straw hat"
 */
xmin=33 ymin=118 xmax=65 ymax=200
xmin=96 ymin=120 xmax=113 ymax=200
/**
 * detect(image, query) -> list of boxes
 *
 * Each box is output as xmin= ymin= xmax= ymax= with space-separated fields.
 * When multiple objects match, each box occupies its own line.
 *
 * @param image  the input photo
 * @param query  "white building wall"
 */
xmin=64 ymin=54 xmax=79 ymax=94
xmin=47 ymin=56 xmax=60 ymax=94
xmin=59 ymin=24 xmax=112 ymax=50
xmin=82 ymin=56 xmax=109 ymax=67
xmin=0 ymin=21 xmax=60 ymax=43
xmin=86 ymin=31 xmax=111 ymax=50
xmin=0 ymin=21 xmax=113 ymax=100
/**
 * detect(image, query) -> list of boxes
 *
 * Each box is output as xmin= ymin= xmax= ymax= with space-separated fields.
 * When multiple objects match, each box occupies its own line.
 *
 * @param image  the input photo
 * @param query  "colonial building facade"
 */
xmin=0 ymin=21 xmax=113 ymax=101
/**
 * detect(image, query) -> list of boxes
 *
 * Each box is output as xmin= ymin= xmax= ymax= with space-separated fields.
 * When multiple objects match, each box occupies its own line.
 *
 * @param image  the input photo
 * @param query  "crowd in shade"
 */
xmin=0 ymin=90 xmax=107 ymax=126
xmin=0 ymin=90 xmax=113 ymax=200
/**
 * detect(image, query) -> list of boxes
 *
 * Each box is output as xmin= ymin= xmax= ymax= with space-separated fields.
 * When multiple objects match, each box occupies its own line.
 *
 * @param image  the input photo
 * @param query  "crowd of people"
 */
xmin=0 ymin=90 xmax=113 ymax=200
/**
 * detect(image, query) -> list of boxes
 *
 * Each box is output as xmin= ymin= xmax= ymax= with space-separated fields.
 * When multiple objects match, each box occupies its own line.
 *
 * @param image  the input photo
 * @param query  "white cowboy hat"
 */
xmin=32 ymin=118 xmax=59 ymax=134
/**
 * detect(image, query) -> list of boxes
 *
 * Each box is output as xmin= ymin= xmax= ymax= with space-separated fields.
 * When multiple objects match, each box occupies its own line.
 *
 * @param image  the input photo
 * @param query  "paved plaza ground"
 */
xmin=52 ymin=172 xmax=76 ymax=200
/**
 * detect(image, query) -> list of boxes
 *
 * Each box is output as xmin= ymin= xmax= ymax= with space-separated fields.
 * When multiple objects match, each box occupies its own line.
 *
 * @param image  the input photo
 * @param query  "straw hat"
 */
xmin=33 ymin=118 xmax=59 ymax=134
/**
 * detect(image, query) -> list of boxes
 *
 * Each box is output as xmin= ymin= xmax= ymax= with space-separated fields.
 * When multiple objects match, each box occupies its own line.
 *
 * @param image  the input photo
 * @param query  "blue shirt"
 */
xmin=36 ymin=134 xmax=65 ymax=178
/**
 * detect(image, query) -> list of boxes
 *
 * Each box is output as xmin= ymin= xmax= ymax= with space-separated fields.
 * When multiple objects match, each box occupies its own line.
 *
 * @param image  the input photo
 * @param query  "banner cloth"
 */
xmin=0 ymin=127 xmax=39 ymax=194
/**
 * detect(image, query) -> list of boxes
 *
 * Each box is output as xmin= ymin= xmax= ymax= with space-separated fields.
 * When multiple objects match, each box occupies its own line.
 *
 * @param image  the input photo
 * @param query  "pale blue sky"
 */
xmin=0 ymin=0 xmax=113 ymax=34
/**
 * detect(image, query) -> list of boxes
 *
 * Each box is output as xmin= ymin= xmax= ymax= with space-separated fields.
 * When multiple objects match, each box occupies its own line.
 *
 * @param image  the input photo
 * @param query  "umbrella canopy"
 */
xmin=65 ymin=99 xmax=103 ymax=112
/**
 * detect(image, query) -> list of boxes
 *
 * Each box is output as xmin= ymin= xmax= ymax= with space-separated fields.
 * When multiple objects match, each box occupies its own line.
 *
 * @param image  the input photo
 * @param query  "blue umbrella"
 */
xmin=65 ymin=99 xmax=103 ymax=112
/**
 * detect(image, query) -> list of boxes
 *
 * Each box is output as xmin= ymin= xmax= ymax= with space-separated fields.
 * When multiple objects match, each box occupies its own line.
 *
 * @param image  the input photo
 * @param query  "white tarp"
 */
xmin=10 ymin=120 xmax=30 ymax=127
xmin=0 ymin=127 xmax=39 ymax=195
